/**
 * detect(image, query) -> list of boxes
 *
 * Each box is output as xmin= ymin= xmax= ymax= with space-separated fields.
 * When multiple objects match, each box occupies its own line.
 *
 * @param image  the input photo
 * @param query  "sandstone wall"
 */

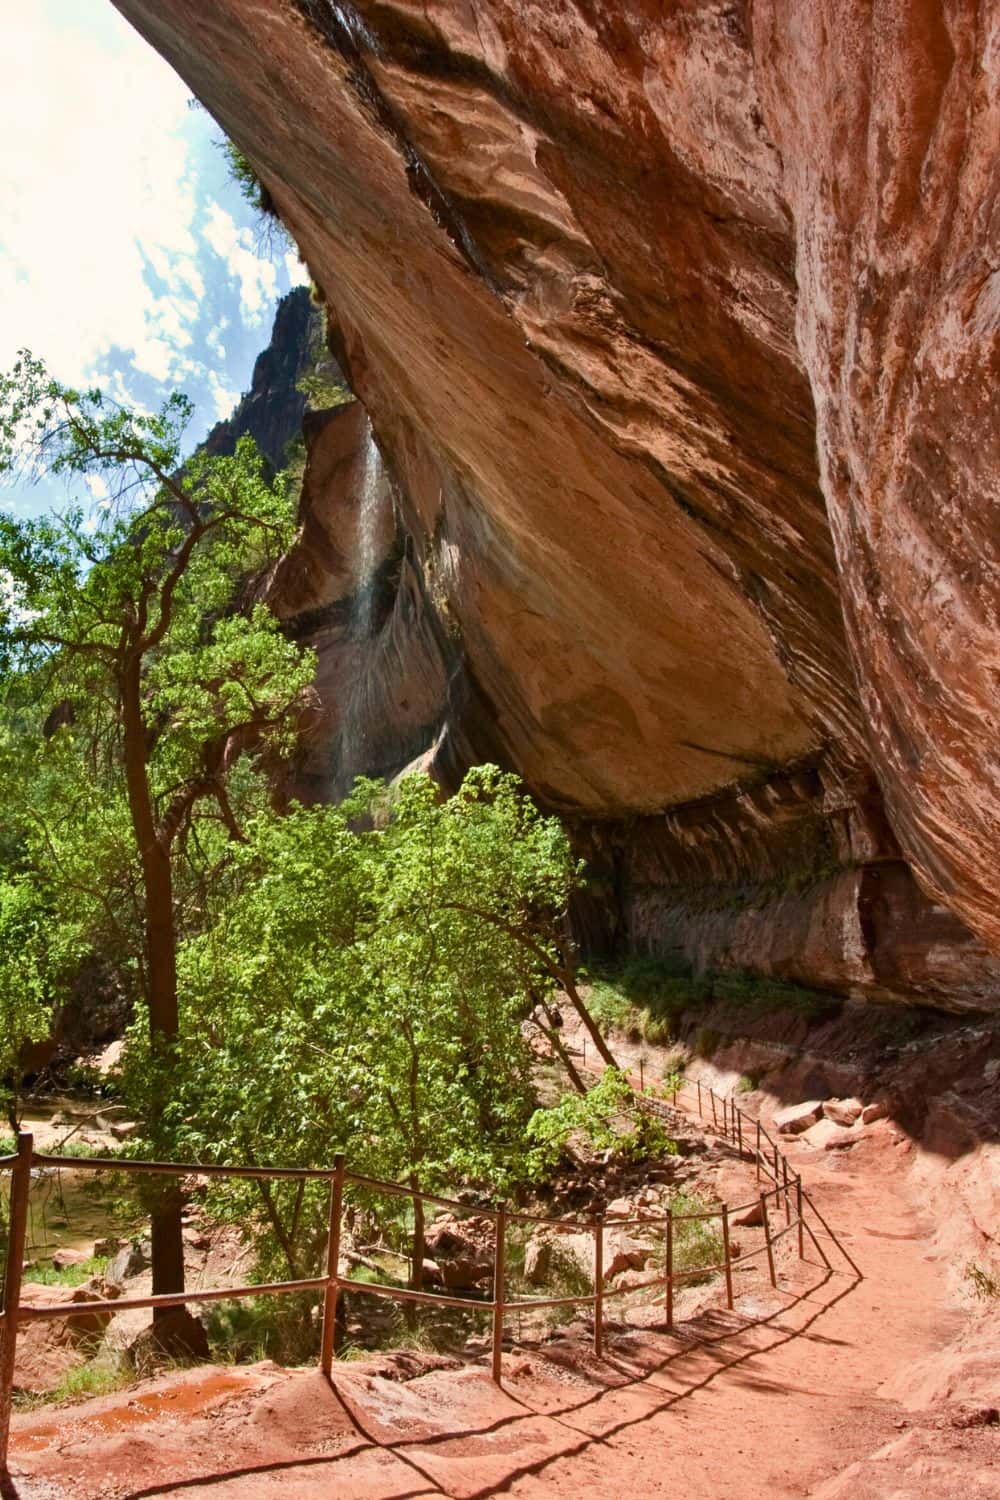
xmin=112 ymin=0 xmax=1000 ymax=1008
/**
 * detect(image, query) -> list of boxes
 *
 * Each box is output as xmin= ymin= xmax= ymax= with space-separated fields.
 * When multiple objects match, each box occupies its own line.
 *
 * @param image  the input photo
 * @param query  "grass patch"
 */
xmin=710 ymin=973 xmax=840 ymax=1021
xmin=13 ymin=1351 xmax=133 ymax=1409
xmin=656 ymin=1193 xmax=725 ymax=1284
xmin=26 ymin=1254 xmax=108 ymax=1287
xmin=584 ymin=960 xmax=841 ymax=1050
xmin=204 ymin=1290 xmax=321 ymax=1366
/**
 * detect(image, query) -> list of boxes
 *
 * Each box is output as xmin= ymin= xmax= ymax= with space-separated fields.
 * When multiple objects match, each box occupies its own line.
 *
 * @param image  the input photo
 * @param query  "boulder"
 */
xmin=523 ymin=1235 xmax=552 ymax=1286
xmin=421 ymin=1258 xmax=443 ymax=1287
xmin=604 ymin=1231 xmax=652 ymax=1281
xmin=14 ymin=1281 xmax=118 ymax=1394
xmin=801 ymin=1118 xmax=859 ymax=1151
xmin=127 ymin=1307 xmax=210 ymax=1372
xmin=774 ymin=1100 xmax=826 ymax=1135
xmin=108 ymin=1237 xmax=152 ymax=1284
xmin=51 ymin=1247 xmax=91 ymax=1271
xmin=613 ymin=1268 xmax=657 ymax=1292
xmin=732 ymin=1200 xmax=764 ymax=1228
xmin=822 ymin=1098 xmax=863 ymax=1127
xmin=424 ymin=1214 xmax=494 ymax=1289
xmin=436 ymin=1255 xmax=492 ymax=1290
xmin=861 ymin=1099 xmax=891 ymax=1125
xmin=95 ymin=1038 xmax=125 ymax=1076
xmin=604 ymin=1198 xmax=634 ymax=1220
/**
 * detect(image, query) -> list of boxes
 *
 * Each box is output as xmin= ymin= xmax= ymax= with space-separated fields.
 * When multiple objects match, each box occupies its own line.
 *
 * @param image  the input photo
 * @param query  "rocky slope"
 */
xmin=112 ymin=1 xmax=1000 ymax=1010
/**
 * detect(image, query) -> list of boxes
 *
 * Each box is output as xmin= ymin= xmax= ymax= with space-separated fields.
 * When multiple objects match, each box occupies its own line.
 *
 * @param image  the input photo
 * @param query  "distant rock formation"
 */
xmin=201 ymin=285 xmax=319 ymax=472
xmin=118 ymin=1 xmax=1000 ymax=1012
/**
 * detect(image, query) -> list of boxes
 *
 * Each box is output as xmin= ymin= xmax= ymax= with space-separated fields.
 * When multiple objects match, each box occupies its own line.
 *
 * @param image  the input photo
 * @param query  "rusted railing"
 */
xmin=0 ymin=1077 xmax=854 ymax=1472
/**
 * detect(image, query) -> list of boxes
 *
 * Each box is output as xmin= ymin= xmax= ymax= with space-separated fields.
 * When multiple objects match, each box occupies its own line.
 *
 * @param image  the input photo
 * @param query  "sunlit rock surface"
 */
xmin=114 ymin=1 xmax=1000 ymax=1008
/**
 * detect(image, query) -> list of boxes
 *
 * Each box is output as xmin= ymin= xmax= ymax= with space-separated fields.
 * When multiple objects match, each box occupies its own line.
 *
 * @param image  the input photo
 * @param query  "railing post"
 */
xmin=736 ymin=1109 xmax=743 ymax=1157
xmin=773 ymin=1142 xmax=780 ymax=1186
xmin=491 ymin=1205 xmax=507 ymax=1384
xmin=711 ymin=1090 xmax=718 ymax=1129
xmin=639 ymin=1057 xmax=645 ymax=1092
xmin=760 ymin=1192 xmax=777 ymax=1288
xmin=593 ymin=1213 xmax=604 ymax=1358
xmin=319 ymin=1153 xmax=345 ymax=1377
xmin=796 ymin=1175 xmax=805 ymax=1260
xmin=696 ymin=1079 xmax=703 ymax=1117
xmin=0 ymin=1131 xmax=33 ymax=1473
xmin=755 ymin=1120 xmax=761 ymax=1180
xmin=721 ymin=1203 xmax=734 ymax=1310
xmin=664 ymin=1206 xmax=674 ymax=1329
xmin=782 ymin=1157 xmax=791 ymax=1224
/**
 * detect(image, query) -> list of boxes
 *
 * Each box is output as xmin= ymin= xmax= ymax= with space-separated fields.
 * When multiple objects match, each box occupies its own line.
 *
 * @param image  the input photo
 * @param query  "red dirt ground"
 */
xmin=4 ymin=1109 xmax=998 ymax=1499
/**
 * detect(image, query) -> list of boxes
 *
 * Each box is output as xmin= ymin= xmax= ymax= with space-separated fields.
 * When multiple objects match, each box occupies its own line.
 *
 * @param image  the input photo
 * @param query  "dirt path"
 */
xmin=6 ymin=1112 xmax=997 ymax=1499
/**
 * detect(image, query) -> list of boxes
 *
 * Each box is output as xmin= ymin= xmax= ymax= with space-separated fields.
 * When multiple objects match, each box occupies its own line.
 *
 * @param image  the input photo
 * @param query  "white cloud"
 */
xmin=206 ymin=370 xmax=240 ymax=421
xmin=202 ymin=205 xmax=278 ymax=323
xmin=0 ymin=1 xmax=301 ymax=427
xmin=0 ymin=4 xmax=201 ymax=392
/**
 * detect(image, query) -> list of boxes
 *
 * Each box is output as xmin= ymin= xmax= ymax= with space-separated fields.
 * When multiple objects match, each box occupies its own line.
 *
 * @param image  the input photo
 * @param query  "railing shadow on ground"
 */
xmin=111 ymin=1263 xmax=860 ymax=1500
xmin=0 ymin=1077 xmax=861 ymax=1489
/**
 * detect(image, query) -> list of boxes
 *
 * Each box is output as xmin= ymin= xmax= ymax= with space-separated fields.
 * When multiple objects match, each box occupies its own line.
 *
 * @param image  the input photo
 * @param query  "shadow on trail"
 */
xmin=93 ymin=1258 xmax=860 ymax=1500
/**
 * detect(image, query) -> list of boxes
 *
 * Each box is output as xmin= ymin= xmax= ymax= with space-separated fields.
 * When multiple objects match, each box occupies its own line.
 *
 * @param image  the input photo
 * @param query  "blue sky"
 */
xmin=0 ymin=1 xmax=307 ymax=517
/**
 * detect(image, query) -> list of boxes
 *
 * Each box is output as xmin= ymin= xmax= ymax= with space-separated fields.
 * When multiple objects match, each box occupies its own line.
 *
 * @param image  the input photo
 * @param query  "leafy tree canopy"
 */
xmin=131 ymin=767 xmax=584 ymax=1281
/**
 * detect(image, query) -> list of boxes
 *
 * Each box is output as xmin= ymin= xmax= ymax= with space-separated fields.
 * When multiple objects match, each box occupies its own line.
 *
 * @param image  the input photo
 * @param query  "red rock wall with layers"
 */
xmin=111 ymin=0 xmax=1000 ymax=1007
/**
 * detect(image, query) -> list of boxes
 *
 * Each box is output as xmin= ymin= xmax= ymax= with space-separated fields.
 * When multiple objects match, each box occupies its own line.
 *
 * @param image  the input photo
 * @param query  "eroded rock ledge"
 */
xmin=112 ymin=1 xmax=1000 ymax=1008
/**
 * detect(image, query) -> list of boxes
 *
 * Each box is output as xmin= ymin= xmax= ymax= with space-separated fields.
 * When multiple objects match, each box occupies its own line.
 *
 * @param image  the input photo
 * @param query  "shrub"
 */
xmin=526 ymin=1069 xmax=676 ymax=1176
xmin=965 ymin=1262 xmax=1000 ymax=1301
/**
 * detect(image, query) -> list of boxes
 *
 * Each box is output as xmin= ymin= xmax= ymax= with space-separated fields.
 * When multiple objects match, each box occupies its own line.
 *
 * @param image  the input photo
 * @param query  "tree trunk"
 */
xmin=560 ymin=969 xmax=619 ymax=1070
xmin=533 ymin=1019 xmax=587 ymax=1093
xmin=121 ymin=654 xmax=185 ymax=1315
xmin=406 ymin=1175 xmax=426 ymax=1333
xmin=410 ymin=1176 xmax=425 ymax=1293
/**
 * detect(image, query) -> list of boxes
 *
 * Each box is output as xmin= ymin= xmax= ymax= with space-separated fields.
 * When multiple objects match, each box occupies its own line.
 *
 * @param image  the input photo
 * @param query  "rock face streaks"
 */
xmin=753 ymin=0 xmax=1000 ymax=953
xmin=111 ymin=0 xmax=1000 ymax=1003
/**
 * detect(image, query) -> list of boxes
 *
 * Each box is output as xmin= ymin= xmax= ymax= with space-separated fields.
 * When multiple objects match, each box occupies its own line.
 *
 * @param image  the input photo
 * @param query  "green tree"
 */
xmin=0 ymin=879 xmax=55 ymax=1131
xmin=157 ymin=768 xmax=595 ymax=1292
xmin=0 ymin=354 xmax=315 ymax=1315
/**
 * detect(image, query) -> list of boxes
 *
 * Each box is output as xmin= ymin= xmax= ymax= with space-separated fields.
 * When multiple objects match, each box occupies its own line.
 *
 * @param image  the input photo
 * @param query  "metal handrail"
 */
xmin=0 ymin=1070 xmax=853 ymax=1473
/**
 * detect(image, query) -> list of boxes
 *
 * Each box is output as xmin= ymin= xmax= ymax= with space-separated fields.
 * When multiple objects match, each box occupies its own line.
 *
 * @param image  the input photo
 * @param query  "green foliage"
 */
xmin=27 ymin=1254 xmax=109 ymax=1287
xmin=526 ymin=1069 xmax=676 ymax=1177
xmin=664 ymin=1193 xmax=725 ymax=1281
xmin=204 ymin=1293 xmax=320 ymax=1366
xmin=658 ymin=1067 xmax=684 ymax=1099
xmin=586 ymin=962 xmax=712 ymax=1047
xmin=0 ymin=352 xmax=315 ymax=1038
xmin=710 ymin=973 xmax=839 ymax=1021
xmin=0 ymin=879 xmax=54 ymax=1125
xmin=220 ymin=140 xmax=265 ymax=212
xmin=129 ymin=766 xmax=583 ymax=1280
xmin=296 ymin=321 xmax=353 ymax=413
xmin=585 ymin=958 xmax=840 ymax=1053
xmin=694 ymin=1027 xmax=722 ymax=1057
xmin=12 ymin=1347 xmax=134 ymax=1409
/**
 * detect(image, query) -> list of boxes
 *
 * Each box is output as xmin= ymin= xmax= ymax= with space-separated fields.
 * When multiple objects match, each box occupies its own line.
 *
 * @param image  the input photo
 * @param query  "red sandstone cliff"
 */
xmin=112 ymin=1 xmax=1000 ymax=1008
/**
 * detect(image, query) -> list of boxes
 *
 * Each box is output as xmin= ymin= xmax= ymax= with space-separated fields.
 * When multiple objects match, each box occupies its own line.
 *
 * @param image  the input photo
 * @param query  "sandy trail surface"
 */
xmin=5 ymin=1113 xmax=997 ymax=1499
